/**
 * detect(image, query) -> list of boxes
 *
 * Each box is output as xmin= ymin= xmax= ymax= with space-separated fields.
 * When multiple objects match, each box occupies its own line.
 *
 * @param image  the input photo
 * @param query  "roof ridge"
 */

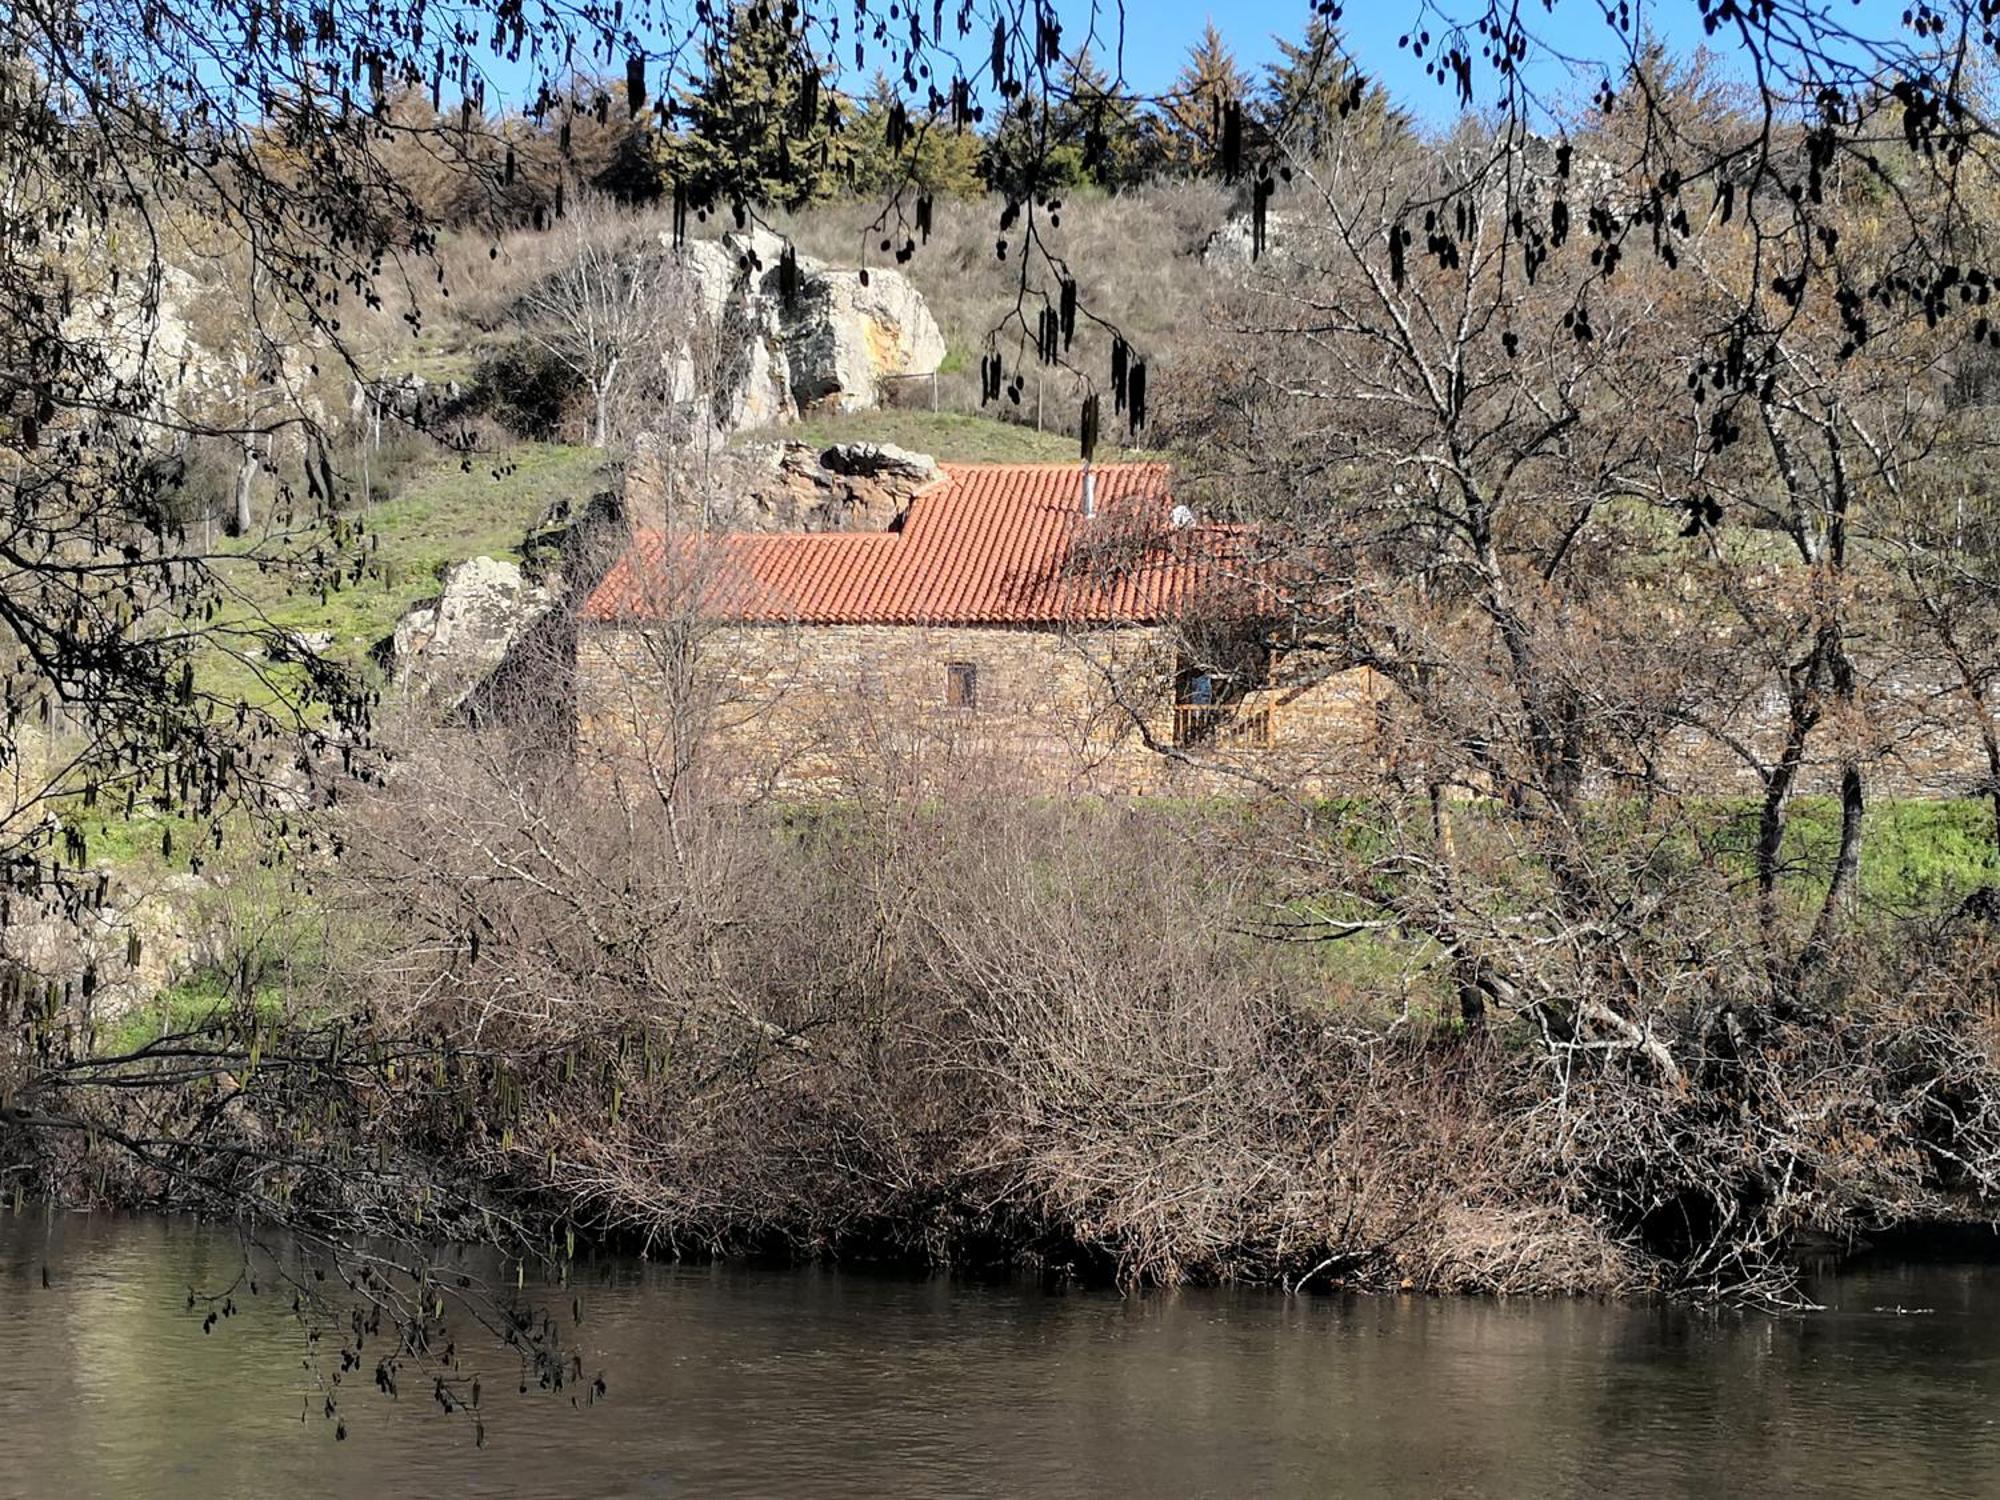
xmin=936 ymin=459 xmax=1169 ymax=470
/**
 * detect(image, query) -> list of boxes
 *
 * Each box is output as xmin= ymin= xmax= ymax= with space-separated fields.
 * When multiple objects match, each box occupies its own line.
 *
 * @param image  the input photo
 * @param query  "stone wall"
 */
xmin=576 ymin=620 xmax=1390 ymax=799
xmin=576 ymin=619 xmax=2000 ymax=805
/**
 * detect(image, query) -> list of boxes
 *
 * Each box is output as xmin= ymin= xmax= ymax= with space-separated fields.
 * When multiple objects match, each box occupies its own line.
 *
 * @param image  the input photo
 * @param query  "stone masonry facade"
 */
xmin=575 ymin=620 xmax=1389 ymax=799
xmin=576 ymin=618 xmax=1999 ymax=807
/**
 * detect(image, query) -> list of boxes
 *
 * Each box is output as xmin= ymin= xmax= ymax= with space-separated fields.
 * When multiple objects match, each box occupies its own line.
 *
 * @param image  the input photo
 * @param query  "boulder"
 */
xmin=625 ymin=435 xmax=944 ymax=534
xmin=2 ymin=869 xmax=212 ymax=1023
xmin=1200 ymin=212 xmax=1304 ymax=268
xmin=666 ymin=229 xmax=947 ymax=435
xmin=784 ymin=269 xmax=947 ymax=412
xmin=387 ymin=556 xmax=554 ymax=710
xmin=790 ymin=441 xmax=942 ymax=528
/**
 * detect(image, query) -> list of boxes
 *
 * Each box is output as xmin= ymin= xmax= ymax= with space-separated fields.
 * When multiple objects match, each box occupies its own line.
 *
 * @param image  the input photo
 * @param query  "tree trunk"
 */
xmin=1428 ymin=783 xmax=1485 ymax=1032
xmin=1755 ymin=736 xmax=1807 ymax=934
xmin=230 ymin=448 xmax=259 ymax=537
xmin=1963 ymin=691 xmax=2000 ymax=856
xmin=1800 ymin=760 xmax=1865 ymax=975
xmin=1985 ymin=723 xmax=2000 ymax=858
xmin=594 ymin=355 xmax=622 ymax=448
xmin=1756 ymin=636 xmax=1831 ymax=947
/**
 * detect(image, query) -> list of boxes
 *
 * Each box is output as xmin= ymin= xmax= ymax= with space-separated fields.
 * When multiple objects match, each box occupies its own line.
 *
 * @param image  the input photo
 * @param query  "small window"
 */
xmin=945 ymin=661 xmax=978 ymax=709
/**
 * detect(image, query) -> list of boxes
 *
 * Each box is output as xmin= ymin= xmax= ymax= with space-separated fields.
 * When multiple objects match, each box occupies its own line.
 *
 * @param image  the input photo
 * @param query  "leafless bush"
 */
xmin=321 ymin=704 xmax=1641 ymax=1293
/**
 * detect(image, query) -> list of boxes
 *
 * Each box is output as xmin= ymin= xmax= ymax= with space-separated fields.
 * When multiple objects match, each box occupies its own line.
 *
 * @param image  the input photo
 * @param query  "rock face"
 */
xmin=626 ymin=435 xmax=944 ymax=533
xmin=388 ymin=556 xmax=555 ymax=710
xmin=784 ymin=269 xmax=946 ymax=409
xmin=671 ymin=228 xmax=947 ymax=435
xmin=1200 ymin=212 xmax=1307 ymax=268
xmin=3 ymin=871 xmax=212 ymax=1022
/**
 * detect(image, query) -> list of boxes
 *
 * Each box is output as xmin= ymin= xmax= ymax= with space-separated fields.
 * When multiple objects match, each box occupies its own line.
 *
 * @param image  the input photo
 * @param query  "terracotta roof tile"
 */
xmin=581 ymin=462 xmax=1270 ymax=627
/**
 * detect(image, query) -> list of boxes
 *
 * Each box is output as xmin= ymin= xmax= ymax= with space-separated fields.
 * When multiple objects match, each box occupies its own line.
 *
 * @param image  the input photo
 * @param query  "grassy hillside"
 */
xmin=58 ymin=442 xmax=606 ymax=878
xmin=200 ymin=442 xmax=604 ymax=708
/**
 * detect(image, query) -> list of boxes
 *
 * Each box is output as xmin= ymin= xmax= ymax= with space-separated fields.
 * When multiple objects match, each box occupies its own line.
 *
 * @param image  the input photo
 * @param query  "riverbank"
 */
xmin=11 ymin=745 xmax=2000 ymax=1309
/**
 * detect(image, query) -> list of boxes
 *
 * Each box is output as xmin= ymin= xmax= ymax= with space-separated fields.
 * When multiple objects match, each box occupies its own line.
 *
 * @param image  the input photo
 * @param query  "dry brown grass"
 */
xmin=769 ymin=183 xmax=1237 ymax=419
xmin=387 ymin=184 xmax=1239 ymax=447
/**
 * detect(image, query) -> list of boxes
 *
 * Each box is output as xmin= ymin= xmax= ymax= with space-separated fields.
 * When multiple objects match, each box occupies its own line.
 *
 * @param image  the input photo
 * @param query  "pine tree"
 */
xmin=549 ymin=79 xmax=670 ymax=205
xmin=664 ymin=2 xmax=850 ymax=211
xmin=847 ymin=74 xmax=985 ymax=198
xmin=1154 ymin=23 xmax=1252 ymax=178
xmin=1261 ymin=20 xmax=1411 ymax=163
xmin=982 ymin=92 xmax=1088 ymax=199
xmin=1052 ymin=49 xmax=1151 ymax=191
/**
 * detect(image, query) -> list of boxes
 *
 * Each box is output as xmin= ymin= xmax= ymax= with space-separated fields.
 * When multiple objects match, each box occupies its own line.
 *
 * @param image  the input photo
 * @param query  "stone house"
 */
xmin=576 ymin=461 xmax=1384 ymax=797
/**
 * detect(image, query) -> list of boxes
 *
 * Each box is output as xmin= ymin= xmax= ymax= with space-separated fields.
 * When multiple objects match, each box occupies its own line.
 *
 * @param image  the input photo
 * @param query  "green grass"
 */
xmin=197 ymin=442 xmax=605 ymax=708
xmin=99 ymin=974 xmax=285 ymax=1056
xmin=360 ymin=314 xmax=487 ymax=388
xmin=772 ymin=407 xmax=1157 ymax=464
xmin=1755 ymin=796 xmax=1999 ymax=914
xmin=60 ymin=441 xmax=609 ymax=877
xmin=277 ymin=441 xmax=602 ymax=653
xmin=66 ymin=807 xmax=203 ymax=875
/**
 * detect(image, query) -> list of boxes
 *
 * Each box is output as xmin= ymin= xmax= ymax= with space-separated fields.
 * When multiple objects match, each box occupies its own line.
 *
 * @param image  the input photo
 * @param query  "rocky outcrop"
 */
xmin=3 ymin=870 xmax=212 ymax=1022
xmin=387 ymin=556 xmax=555 ymax=711
xmin=1199 ymin=211 xmax=1308 ymax=268
xmin=626 ymin=435 xmax=944 ymax=533
xmin=784 ymin=269 xmax=946 ymax=409
xmin=672 ymin=228 xmax=947 ymax=435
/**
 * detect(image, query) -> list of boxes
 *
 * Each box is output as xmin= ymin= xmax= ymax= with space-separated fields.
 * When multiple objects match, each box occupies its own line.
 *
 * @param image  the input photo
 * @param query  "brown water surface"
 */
xmin=2 ymin=1213 xmax=1997 ymax=1497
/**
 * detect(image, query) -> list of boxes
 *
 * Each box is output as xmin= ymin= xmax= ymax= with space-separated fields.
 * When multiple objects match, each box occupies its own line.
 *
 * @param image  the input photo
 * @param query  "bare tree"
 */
xmin=515 ymin=197 xmax=695 ymax=449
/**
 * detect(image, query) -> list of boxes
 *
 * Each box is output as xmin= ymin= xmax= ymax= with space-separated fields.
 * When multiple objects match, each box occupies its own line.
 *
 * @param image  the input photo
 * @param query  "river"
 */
xmin=3 ymin=1212 xmax=1999 ymax=1497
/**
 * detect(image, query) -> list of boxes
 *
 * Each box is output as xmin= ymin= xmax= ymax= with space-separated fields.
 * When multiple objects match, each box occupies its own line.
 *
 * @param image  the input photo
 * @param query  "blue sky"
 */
xmin=475 ymin=0 xmax=1938 ymax=127
xmin=1037 ymin=0 xmax=1931 ymax=124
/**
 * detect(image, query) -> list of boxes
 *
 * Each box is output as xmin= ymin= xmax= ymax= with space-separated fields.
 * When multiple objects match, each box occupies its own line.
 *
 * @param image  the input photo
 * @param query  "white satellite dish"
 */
xmin=1170 ymin=503 xmax=1196 ymax=529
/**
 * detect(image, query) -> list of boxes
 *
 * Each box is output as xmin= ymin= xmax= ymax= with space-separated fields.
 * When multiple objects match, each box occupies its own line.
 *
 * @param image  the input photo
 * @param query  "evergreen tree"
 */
xmin=664 ymin=2 xmax=850 ymax=211
xmin=982 ymin=50 xmax=1150 ymax=198
xmin=550 ymin=79 xmax=671 ymax=205
xmin=847 ymin=74 xmax=985 ymax=198
xmin=1052 ymin=49 xmax=1151 ymax=191
xmin=1261 ymin=19 xmax=1411 ymax=162
xmin=1154 ymin=23 xmax=1253 ymax=178
xmin=982 ymin=92 xmax=1088 ymax=199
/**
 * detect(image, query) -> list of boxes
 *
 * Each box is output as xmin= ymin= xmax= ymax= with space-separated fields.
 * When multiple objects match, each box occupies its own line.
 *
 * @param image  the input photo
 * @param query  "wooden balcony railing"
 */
xmin=1173 ymin=702 xmax=1276 ymax=748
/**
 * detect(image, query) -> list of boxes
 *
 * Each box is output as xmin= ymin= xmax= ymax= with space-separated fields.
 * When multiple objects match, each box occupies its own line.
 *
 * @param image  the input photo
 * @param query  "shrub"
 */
xmin=467 ymin=339 xmax=583 ymax=441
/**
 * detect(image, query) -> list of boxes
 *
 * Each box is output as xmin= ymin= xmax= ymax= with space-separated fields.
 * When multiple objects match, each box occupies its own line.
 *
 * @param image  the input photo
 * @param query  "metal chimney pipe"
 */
xmin=1082 ymin=463 xmax=1096 ymax=519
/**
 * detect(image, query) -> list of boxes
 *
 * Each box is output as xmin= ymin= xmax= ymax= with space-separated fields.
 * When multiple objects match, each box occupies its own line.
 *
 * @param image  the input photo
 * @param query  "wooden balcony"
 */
xmin=1173 ymin=702 xmax=1276 ymax=748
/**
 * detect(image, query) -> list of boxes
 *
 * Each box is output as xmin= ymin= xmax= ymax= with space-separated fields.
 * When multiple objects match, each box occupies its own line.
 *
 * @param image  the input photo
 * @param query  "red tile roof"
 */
xmin=581 ymin=462 xmax=1272 ymax=627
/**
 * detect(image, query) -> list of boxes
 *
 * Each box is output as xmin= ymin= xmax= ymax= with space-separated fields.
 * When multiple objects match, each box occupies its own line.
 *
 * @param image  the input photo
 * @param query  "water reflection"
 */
xmin=2 ymin=1213 xmax=1997 ymax=1498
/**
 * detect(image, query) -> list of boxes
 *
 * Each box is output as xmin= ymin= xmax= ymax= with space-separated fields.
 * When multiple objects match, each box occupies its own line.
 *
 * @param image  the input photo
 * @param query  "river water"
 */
xmin=3 ymin=1213 xmax=1999 ymax=1498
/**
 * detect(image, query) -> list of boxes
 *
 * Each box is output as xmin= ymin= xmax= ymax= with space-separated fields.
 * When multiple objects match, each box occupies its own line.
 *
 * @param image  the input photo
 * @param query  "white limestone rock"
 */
xmin=662 ymin=230 xmax=947 ymax=434
xmin=389 ymin=556 xmax=553 ymax=709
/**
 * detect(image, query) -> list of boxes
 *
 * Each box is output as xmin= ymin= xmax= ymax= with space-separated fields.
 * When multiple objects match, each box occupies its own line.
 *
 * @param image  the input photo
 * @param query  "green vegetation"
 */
xmin=342 ymin=444 xmax=605 ymax=602
xmin=204 ymin=443 xmax=603 ymax=700
xmin=65 ymin=808 xmax=203 ymax=877
xmin=1262 ymin=19 xmax=1412 ymax=157
xmin=1769 ymin=798 xmax=1999 ymax=914
xmin=664 ymin=4 xmax=852 ymax=209
xmin=102 ymin=975 xmax=285 ymax=1056
xmin=846 ymin=74 xmax=985 ymax=198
